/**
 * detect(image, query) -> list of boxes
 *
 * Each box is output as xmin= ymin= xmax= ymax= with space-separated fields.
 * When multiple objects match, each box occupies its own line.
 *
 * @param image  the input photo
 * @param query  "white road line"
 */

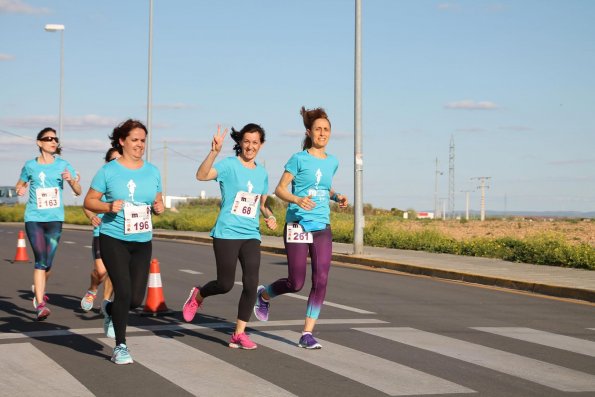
xmin=99 ymin=336 xmax=296 ymax=397
xmin=180 ymin=269 xmax=202 ymax=275
xmin=0 ymin=318 xmax=388 ymax=340
xmin=0 ymin=343 xmax=94 ymax=396
xmin=251 ymin=330 xmax=473 ymax=396
xmin=355 ymin=327 xmax=595 ymax=392
xmin=63 ymin=241 xmax=76 ymax=244
xmin=472 ymin=327 xmax=595 ymax=357
xmin=83 ymin=245 xmax=92 ymax=249
xmin=233 ymin=281 xmax=375 ymax=314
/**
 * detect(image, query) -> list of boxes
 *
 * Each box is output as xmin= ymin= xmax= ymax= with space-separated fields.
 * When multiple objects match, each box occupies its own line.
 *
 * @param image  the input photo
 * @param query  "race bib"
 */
xmin=286 ymin=222 xmax=313 ymax=243
xmin=231 ymin=191 xmax=260 ymax=219
xmin=36 ymin=187 xmax=60 ymax=210
xmin=124 ymin=204 xmax=152 ymax=234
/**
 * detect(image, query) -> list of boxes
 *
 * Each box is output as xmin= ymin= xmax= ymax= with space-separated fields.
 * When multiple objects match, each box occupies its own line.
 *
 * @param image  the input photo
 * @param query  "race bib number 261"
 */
xmin=285 ymin=222 xmax=313 ymax=243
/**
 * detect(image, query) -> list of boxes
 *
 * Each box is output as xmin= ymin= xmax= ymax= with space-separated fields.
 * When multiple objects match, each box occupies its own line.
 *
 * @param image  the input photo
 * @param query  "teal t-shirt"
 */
xmin=90 ymin=160 xmax=162 ymax=242
xmin=210 ymin=156 xmax=268 ymax=240
xmin=284 ymin=150 xmax=339 ymax=227
xmin=19 ymin=157 xmax=77 ymax=222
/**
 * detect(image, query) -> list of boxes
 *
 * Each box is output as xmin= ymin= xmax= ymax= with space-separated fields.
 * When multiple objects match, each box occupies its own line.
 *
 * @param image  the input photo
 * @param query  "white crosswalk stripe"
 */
xmin=250 ymin=330 xmax=474 ymax=396
xmin=1 ymin=325 xmax=594 ymax=396
xmin=354 ymin=327 xmax=595 ymax=392
xmin=99 ymin=336 xmax=296 ymax=397
xmin=0 ymin=343 xmax=94 ymax=396
xmin=472 ymin=327 xmax=595 ymax=357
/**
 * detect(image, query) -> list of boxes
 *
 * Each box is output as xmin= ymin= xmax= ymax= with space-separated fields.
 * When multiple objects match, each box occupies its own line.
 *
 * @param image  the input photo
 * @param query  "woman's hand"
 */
xmin=110 ymin=200 xmax=124 ymax=213
xmin=336 ymin=194 xmax=348 ymax=209
xmin=211 ymin=124 xmax=228 ymax=153
xmin=152 ymin=199 xmax=165 ymax=215
xmin=264 ymin=216 xmax=277 ymax=230
xmin=295 ymin=195 xmax=316 ymax=211
xmin=90 ymin=215 xmax=102 ymax=227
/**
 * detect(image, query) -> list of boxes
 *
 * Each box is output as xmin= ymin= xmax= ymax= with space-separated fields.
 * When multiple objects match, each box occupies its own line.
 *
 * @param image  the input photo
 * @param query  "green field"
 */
xmin=1 ymin=201 xmax=593 ymax=270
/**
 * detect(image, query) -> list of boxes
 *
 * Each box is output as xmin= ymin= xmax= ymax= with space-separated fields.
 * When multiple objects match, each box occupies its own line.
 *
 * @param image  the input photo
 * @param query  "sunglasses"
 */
xmin=39 ymin=136 xmax=59 ymax=143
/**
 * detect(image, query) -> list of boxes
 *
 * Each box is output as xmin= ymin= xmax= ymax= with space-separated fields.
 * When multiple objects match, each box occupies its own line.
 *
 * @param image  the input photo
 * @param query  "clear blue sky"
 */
xmin=2 ymin=0 xmax=594 ymax=214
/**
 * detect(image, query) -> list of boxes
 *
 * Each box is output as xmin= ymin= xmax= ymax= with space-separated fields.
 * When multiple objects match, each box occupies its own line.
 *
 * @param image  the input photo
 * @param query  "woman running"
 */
xmin=80 ymin=148 xmax=120 ymax=312
xmin=182 ymin=123 xmax=277 ymax=350
xmin=16 ymin=127 xmax=82 ymax=321
xmin=84 ymin=119 xmax=164 ymax=364
xmin=254 ymin=106 xmax=347 ymax=349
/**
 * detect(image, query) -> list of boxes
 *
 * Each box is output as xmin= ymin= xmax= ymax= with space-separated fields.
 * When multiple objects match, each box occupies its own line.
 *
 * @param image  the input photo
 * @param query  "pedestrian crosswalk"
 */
xmin=2 ymin=323 xmax=595 ymax=396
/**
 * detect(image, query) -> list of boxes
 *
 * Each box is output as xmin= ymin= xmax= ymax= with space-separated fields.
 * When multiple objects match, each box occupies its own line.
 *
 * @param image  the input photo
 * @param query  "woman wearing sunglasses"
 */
xmin=15 ymin=127 xmax=81 ymax=321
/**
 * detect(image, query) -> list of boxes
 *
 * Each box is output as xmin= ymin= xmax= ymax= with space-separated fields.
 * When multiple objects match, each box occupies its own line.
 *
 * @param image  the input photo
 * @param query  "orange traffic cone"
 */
xmin=142 ymin=258 xmax=170 ymax=316
xmin=14 ymin=230 xmax=29 ymax=262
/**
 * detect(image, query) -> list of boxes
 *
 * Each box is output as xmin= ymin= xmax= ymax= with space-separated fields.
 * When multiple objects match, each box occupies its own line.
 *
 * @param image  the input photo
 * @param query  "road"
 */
xmin=1 ymin=224 xmax=594 ymax=397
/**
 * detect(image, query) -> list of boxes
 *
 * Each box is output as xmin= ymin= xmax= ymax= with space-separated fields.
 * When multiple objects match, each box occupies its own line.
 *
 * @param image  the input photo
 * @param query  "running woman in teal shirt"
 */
xmin=16 ymin=127 xmax=82 ymax=321
xmin=183 ymin=123 xmax=277 ymax=350
xmin=254 ymin=107 xmax=348 ymax=349
xmin=84 ymin=119 xmax=164 ymax=365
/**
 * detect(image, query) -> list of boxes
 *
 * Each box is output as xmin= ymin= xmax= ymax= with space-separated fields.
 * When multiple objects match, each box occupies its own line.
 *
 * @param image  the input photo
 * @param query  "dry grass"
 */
xmin=384 ymin=218 xmax=595 ymax=246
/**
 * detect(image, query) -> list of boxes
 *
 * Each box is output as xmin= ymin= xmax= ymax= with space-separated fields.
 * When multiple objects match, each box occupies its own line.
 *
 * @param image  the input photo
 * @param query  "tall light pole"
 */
xmin=44 ymin=24 xmax=65 ymax=141
xmin=471 ymin=177 xmax=491 ymax=221
xmin=434 ymin=157 xmax=443 ymax=218
xmin=353 ymin=0 xmax=364 ymax=255
xmin=146 ymin=0 xmax=154 ymax=162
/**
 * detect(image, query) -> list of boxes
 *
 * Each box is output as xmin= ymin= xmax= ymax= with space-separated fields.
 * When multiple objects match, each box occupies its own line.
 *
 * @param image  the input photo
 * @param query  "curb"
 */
xmin=150 ymin=230 xmax=595 ymax=304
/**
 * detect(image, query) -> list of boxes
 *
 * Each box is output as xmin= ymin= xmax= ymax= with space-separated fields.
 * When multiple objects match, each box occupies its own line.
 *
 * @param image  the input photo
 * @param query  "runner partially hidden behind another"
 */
xmin=182 ymin=123 xmax=277 ymax=349
xmin=254 ymin=107 xmax=348 ymax=349
xmin=16 ymin=127 xmax=82 ymax=321
xmin=80 ymin=148 xmax=120 ymax=312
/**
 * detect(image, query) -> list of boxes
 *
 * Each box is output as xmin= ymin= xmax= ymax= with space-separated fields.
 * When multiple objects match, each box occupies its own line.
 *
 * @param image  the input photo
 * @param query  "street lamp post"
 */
xmin=44 ymin=24 xmax=65 ymax=141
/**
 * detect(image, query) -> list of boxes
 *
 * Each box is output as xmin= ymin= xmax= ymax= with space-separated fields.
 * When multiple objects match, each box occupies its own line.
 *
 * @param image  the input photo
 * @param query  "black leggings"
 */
xmin=201 ymin=238 xmax=261 ymax=322
xmin=99 ymin=234 xmax=152 ymax=345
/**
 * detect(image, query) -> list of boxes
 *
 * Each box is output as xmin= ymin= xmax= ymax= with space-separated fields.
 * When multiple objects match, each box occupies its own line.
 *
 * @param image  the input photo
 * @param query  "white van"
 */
xmin=0 ymin=186 xmax=19 ymax=205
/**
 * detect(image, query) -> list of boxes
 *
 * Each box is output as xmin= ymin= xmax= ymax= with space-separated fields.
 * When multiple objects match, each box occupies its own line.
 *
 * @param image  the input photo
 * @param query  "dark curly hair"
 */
xmin=104 ymin=147 xmax=120 ymax=162
xmin=230 ymin=123 xmax=266 ymax=156
xmin=37 ymin=127 xmax=62 ymax=155
xmin=108 ymin=119 xmax=148 ymax=155
xmin=300 ymin=106 xmax=331 ymax=150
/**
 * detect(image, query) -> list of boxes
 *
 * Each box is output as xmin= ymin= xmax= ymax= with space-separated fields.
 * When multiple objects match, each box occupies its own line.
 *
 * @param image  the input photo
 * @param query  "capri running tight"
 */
xmin=99 ymin=233 xmax=152 ymax=345
xmin=25 ymin=221 xmax=63 ymax=271
xmin=201 ymin=238 xmax=261 ymax=322
xmin=267 ymin=225 xmax=332 ymax=319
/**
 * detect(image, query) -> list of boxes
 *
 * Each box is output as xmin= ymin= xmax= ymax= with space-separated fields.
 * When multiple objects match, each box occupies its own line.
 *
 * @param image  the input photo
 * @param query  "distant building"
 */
xmin=417 ymin=212 xmax=435 ymax=219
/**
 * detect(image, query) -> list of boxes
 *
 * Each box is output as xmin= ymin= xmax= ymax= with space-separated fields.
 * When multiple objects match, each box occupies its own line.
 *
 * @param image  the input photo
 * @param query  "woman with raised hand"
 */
xmin=254 ymin=106 xmax=347 ymax=349
xmin=16 ymin=127 xmax=81 ymax=321
xmin=84 ymin=119 xmax=164 ymax=365
xmin=182 ymin=123 xmax=277 ymax=350
xmin=79 ymin=147 xmax=120 ymax=312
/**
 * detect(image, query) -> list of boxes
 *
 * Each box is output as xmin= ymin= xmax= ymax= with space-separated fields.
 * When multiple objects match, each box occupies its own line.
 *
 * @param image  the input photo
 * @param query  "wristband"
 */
xmin=265 ymin=215 xmax=276 ymax=221
xmin=331 ymin=193 xmax=340 ymax=202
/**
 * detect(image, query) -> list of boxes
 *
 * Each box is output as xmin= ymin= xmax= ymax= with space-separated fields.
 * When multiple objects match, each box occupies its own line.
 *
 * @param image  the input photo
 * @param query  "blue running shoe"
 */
xmin=111 ymin=344 xmax=133 ymax=365
xmin=101 ymin=300 xmax=115 ymax=339
xmin=253 ymin=285 xmax=270 ymax=322
xmin=298 ymin=333 xmax=322 ymax=349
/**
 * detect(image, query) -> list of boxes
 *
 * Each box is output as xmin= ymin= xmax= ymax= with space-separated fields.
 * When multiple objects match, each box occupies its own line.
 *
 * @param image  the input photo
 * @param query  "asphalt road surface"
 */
xmin=1 ymin=224 xmax=594 ymax=397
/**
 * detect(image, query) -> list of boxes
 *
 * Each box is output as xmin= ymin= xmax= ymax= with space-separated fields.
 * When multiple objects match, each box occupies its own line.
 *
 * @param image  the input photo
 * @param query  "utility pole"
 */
xmin=471 ymin=177 xmax=491 ymax=221
xmin=146 ymin=0 xmax=154 ymax=161
xmin=434 ymin=157 xmax=443 ymax=219
xmin=353 ymin=0 xmax=364 ymax=255
xmin=461 ymin=189 xmax=473 ymax=220
xmin=448 ymin=135 xmax=455 ymax=219
xmin=163 ymin=140 xmax=168 ymax=201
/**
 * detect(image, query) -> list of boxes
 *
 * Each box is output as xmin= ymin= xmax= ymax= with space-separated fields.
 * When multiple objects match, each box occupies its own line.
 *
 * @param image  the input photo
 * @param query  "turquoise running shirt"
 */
xmin=19 ymin=157 xmax=77 ymax=222
xmin=210 ymin=156 xmax=269 ymax=240
xmin=90 ymin=159 xmax=162 ymax=242
xmin=284 ymin=150 xmax=339 ymax=227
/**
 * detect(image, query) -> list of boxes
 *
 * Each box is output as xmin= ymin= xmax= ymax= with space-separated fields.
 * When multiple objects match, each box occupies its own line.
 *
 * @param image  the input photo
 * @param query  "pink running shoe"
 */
xmin=229 ymin=332 xmax=257 ymax=350
xmin=182 ymin=287 xmax=202 ymax=322
xmin=36 ymin=302 xmax=51 ymax=321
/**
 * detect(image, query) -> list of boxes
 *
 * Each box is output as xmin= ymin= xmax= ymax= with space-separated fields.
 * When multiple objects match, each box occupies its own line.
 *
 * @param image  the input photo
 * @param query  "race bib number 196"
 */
xmin=124 ymin=204 xmax=152 ymax=234
xmin=285 ymin=222 xmax=313 ymax=243
xmin=36 ymin=187 xmax=60 ymax=210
